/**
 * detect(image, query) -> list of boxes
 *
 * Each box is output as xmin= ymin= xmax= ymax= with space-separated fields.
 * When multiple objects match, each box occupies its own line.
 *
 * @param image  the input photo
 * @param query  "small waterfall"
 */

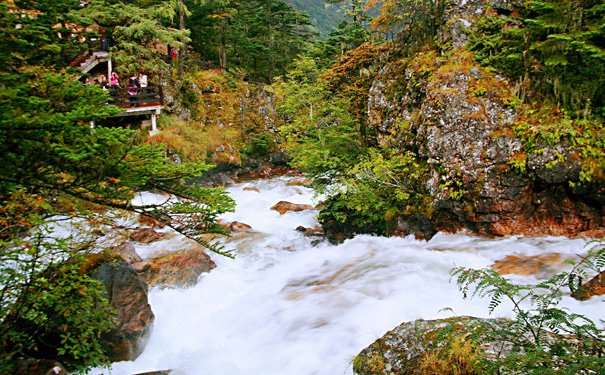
xmin=95 ymin=176 xmax=603 ymax=375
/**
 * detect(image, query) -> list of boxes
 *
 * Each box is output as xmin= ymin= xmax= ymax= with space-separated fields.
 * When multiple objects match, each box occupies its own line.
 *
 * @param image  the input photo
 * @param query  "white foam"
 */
xmin=94 ymin=177 xmax=604 ymax=375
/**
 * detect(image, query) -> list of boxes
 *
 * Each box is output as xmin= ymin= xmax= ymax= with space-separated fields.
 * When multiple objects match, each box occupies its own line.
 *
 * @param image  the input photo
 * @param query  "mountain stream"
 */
xmin=94 ymin=176 xmax=603 ymax=375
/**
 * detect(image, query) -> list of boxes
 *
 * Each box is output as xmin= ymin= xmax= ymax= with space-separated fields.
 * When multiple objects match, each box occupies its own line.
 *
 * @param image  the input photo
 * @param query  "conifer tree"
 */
xmin=0 ymin=2 xmax=234 ymax=371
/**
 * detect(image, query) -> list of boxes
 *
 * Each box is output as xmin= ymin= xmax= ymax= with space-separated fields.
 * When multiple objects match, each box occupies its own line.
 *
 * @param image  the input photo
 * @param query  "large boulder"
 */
xmin=354 ymin=317 xmax=509 ymax=375
xmin=144 ymin=248 xmax=216 ymax=288
xmin=363 ymin=49 xmax=605 ymax=240
xmin=89 ymin=255 xmax=155 ymax=362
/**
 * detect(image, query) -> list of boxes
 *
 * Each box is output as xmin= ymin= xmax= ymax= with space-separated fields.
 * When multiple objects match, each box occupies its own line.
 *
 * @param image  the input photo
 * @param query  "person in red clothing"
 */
xmin=127 ymin=78 xmax=139 ymax=107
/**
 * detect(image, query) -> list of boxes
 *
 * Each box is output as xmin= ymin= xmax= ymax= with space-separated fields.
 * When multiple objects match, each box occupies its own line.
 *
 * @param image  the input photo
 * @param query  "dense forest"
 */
xmin=1 ymin=0 xmax=604 ymax=373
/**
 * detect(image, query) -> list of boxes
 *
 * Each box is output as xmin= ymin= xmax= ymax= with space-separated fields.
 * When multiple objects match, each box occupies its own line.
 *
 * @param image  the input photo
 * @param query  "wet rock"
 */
xmin=139 ymin=215 xmax=166 ymax=228
xmin=144 ymin=248 xmax=216 ymax=288
xmin=89 ymin=256 xmax=154 ymax=362
xmin=218 ymin=219 xmax=252 ymax=232
xmin=286 ymin=178 xmax=313 ymax=187
xmin=296 ymin=226 xmax=325 ymax=237
xmin=353 ymin=317 xmax=510 ymax=375
xmin=491 ymin=253 xmax=564 ymax=277
xmin=10 ymin=359 xmax=68 ymax=375
xmin=270 ymin=201 xmax=314 ymax=215
xmin=111 ymin=241 xmax=149 ymax=272
xmin=365 ymin=49 xmax=605 ymax=239
xmin=243 ymin=187 xmax=260 ymax=192
xmin=230 ymin=221 xmax=252 ymax=232
xmin=394 ymin=215 xmax=437 ymax=241
xmin=571 ymin=271 xmax=605 ymax=301
xmin=130 ymin=227 xmax=163 ymax=244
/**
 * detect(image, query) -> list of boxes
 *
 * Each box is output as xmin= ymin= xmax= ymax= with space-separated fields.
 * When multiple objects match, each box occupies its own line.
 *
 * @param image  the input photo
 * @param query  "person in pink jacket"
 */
xmin=110 ymin=71 xmax=120 ymax=86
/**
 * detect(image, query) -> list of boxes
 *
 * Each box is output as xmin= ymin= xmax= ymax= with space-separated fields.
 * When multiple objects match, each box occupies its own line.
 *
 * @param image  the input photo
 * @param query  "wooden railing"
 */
xmin=108 ymin=84 xmax=164 ymax=109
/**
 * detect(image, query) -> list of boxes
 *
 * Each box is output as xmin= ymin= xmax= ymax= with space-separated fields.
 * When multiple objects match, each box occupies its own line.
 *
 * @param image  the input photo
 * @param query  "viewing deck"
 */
xmin=107 ymin=84 xmax=165 ymax=134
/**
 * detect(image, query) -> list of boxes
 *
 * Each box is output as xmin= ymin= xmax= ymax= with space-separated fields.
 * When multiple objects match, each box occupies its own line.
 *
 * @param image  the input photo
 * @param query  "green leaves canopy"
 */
xmin=0 ymin=1 xmax=234 ymax=371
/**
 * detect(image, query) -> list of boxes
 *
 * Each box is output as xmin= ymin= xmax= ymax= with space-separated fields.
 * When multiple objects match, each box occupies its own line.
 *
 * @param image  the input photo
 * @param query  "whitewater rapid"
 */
xmin=95 ymin=176 xmax=603 ymax=375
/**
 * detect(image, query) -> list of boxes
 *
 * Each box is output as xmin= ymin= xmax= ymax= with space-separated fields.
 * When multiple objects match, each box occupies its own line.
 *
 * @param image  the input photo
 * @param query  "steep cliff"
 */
xmin=368 ymin=52 xmax=603 ymax=239
xmin=360 ymin=0 xmax=605 ymax=240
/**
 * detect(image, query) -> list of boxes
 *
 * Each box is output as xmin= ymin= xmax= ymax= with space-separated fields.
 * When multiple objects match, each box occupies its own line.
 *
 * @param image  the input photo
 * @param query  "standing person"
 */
xmin=138 ymin=72 xmax=148 ymax=88
xmin=130 ymin=74 xmax=140 ymax=88
xmin=127 ymin=78 xmax=139 ymax=107
xmin=100 ymin=75 xmax=109 ymax=91
xmin=110 ymin=71 xmax=119 ymax=86
xmin=82 ymin=77 xmax=91 ymax=87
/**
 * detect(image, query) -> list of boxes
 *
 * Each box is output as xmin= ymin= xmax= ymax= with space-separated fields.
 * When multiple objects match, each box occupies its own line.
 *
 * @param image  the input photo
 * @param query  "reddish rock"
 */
xmin=112 ymin=241 xmax=149 ymax=272
xmin=571 ymin=271 xmax=605 ymax=301
xmin=270 ymin=201 xmax=314 ymax=215
xmin=491 ymin=253 xmax=563 ymax=277
xmin=130 ymin=227 xmax=163 ymax=243
xmin=217 ymin=220 xmax=252 ymax=232
xmin=90 ymin=257 xmax=154 ymax=362
xmin=144 ymin=248 xmax=216 ymax=288
xmin=363 ymin=48 xmax=605 ymax=241
xmin=231 ymin=221 xmax=252 ymax=232
xmin=578 ymin=228 xmax=605 ymax=239
xmin=243 ymin=187 xmax=260 ymax=193
xmin=139 ymin=215 xmax=166 ymax=228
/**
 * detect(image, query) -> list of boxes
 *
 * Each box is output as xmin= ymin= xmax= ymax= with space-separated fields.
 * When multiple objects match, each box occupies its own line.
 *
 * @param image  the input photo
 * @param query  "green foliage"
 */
xmin=79 ymin=0 xmax=189 ymax=78
xmin=272 ymin=56 xmax=364 ymax=177
xmin=368 ymin=0 xmax=447 ymax=53
xmin=509 ymin=106 xmax=605 ymax=182
xmin=324 ymin=42 xmax=390 ymax=136
xmin=1 ymin=2 xmax=236 ymax=370
xmin=451 ymin=240 xmax=605 ymax=374
xmin=188 ymin=0 xmax=314 ymax=82
xmin=468 ymin=0 xmax=605 ymax=117
xmin=5 ymin=0 xmax=85 ymax=69
xmin=321 ymin=149 xmax=432 ymax=233
xmin=273 ymin=53 xmax=432 ymax=233
xmin=0 ymin=193 xmax=115 ymax=373
xmin=419 ymin=334 xmax=482 ymax=375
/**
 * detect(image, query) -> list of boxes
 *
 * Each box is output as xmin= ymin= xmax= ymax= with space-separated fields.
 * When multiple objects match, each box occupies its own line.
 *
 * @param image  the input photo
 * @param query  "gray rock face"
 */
xmin=366 ymin=51 xmax=604 ymax=238
xmin=437 ymin=0 xmax=524 ymax=48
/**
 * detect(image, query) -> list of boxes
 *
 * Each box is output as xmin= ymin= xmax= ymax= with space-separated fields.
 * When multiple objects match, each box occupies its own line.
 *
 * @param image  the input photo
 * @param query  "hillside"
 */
xmin=285 ymin=0 xmax=344 ymax=38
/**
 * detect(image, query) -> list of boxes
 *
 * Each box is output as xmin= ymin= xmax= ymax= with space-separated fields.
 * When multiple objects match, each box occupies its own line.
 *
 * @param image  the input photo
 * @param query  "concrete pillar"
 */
xmin=151 ymin=113 xmax=157 ymax=132
xmin=107 ymin=58 xmax=112 ymax=80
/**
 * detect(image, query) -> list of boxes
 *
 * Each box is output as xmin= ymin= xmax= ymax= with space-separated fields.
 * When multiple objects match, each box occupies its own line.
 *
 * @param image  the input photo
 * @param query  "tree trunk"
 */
xmin=178 ymin=0 xmax=186 ymax=77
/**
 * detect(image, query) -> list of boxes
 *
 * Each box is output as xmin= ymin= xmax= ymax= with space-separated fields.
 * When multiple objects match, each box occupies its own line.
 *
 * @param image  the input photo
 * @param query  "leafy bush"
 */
xmin=468 ymin=1 xmax=605 ymax=117
xmin=451 ymin=240 xmax=605 ymax=374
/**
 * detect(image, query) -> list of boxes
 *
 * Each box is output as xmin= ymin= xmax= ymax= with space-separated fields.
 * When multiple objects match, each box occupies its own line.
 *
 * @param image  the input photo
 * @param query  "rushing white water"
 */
xmin=95 ymin=176 xmax=604 ymax=375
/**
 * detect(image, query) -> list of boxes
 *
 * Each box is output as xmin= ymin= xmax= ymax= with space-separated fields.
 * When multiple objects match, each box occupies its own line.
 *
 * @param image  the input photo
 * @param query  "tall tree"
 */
xmin=80 ymin=0 xmax=189 ymax=79
xmin=0 ymin=2 xmax=234 ymax=371
xmin=468 ymin=0 xmax=605 ymax=116
xmin=188 ymin=0 xmax=313 ymax=82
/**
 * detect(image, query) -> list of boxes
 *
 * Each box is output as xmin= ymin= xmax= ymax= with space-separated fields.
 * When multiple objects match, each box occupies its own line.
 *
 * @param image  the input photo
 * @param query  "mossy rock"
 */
xmin=353 ymin=317 xmax=509 ymax=375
